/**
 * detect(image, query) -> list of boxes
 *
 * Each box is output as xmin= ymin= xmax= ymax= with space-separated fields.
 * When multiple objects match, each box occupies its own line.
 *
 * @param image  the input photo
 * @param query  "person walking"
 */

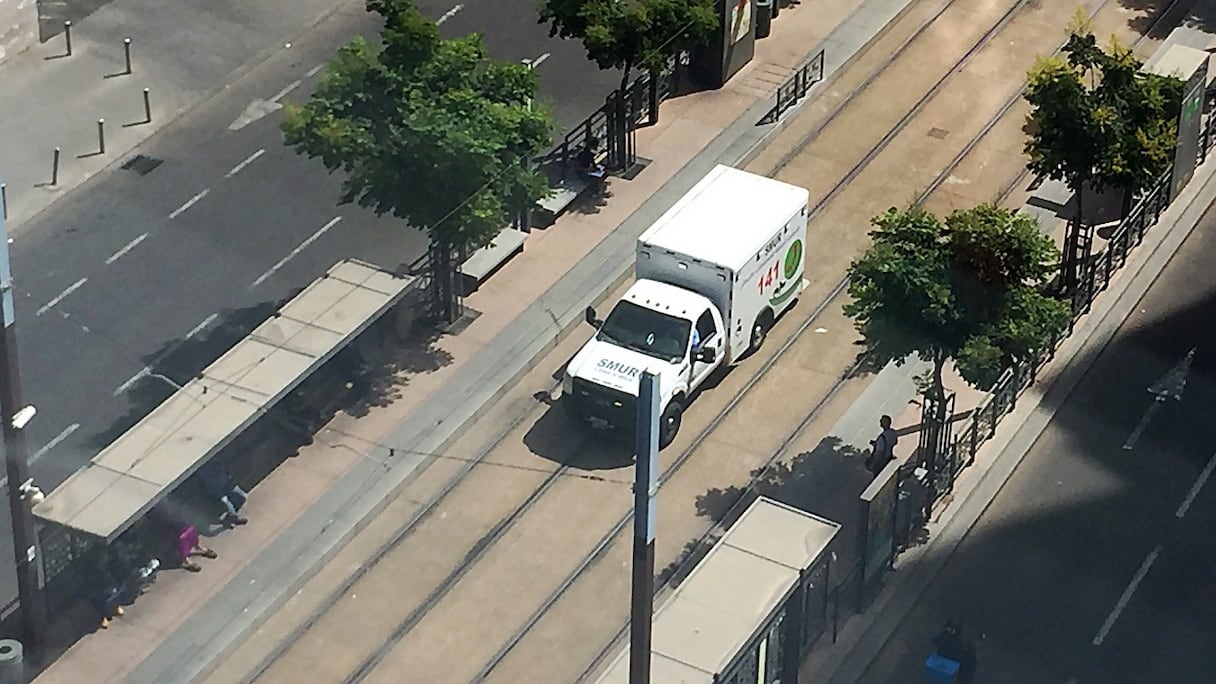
xmin=866 ymin=414 xmax=898 ymax=474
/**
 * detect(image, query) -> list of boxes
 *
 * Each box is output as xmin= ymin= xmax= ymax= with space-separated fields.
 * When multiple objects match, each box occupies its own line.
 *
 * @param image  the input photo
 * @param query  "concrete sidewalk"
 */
xmin=27 ymin=0 xmax=923 ymax=682
xmin=0 ymin=0 xmax=355 ymax=229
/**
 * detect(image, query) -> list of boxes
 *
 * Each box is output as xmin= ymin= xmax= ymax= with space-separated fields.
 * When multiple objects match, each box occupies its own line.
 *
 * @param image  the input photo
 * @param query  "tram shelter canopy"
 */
xmin=33 ymin=259 xmax=414 ymax=543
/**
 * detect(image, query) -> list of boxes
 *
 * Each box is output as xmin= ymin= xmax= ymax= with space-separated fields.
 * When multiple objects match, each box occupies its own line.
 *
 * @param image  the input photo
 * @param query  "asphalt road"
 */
xmin=855 ymin=199 xmax=1216 ymax=684
xmin=0 ymin=0 xmax=619 ymax=607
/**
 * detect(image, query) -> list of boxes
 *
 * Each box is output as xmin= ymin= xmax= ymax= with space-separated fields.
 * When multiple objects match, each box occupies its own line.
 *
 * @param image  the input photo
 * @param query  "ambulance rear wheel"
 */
xmin=750 ymin=310 xmax=773 ymax=352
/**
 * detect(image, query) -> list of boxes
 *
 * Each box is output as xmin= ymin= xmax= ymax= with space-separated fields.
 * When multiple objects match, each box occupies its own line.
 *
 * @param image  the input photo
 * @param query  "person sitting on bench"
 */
xmin=198 ymin=461 xmax=249 ymax=528
xmin=576 ymin=136 xmax=607 ymax=181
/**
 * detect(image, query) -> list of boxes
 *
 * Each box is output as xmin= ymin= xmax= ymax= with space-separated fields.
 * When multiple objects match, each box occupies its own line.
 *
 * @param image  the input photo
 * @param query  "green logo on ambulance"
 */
xmin=770 ymin=239 xmax=804 ymax=308
xmin=783 ymin=239 xmax=803 ymax=280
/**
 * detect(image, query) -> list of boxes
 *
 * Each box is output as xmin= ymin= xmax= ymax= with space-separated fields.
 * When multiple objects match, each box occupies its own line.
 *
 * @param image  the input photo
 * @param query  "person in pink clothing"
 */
xmin=176 ymin=524 xmax=217 ymax=572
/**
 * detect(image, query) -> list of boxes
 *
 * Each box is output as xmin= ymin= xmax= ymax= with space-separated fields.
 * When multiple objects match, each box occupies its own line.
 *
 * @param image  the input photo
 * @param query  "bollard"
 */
xmin=123 ymin=38 xmax=132 ymax=74
xmin=97 ymin=119 xmax=105 ymax=154
xmin=0 ymin=639 xmax=22 ymax=684
xmin=143 ymin=87 xmax=151 ymax=123
xmin=64 ymin=21 xmax=73 ymax=56
xmin=53 ymin=147 xmax=61 ymax=186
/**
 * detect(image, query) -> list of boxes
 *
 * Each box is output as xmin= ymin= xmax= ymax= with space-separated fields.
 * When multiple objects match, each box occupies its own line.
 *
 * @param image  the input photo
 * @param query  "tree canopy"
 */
xmin=1024 ymin=25 xmax=1182 ymax=214
xmin=844 ymin=204 xmax=1070 ymax=396
xmin=282 ymin=0 xmax=554 ymax=254
xmin=537 ymin=0 xmax=717 ymax=87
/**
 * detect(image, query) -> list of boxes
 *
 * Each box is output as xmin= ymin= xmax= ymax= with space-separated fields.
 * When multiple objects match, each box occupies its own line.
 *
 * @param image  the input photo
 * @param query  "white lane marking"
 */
xmin=1092 ymin=544 xmax=1162 ymax=646
xmin=37 ymin=277 xmax=88 ymax=316
xmin=1176 ymin=451 xmax=1216 ymax=518
xmin=105 ymin=232 xmax=149 ymax=265
xmin=530 ymin=52 xmax=551 ymax=69
xmin=186 ymin=313 xmax=218 ymax=340
xmin=226 ymin=149 xmax=266 ymax=178
xmin=229 ymin=100 xmax=283 ymax=131
xmin=114 ymin=366 xmax=150 ymax=396
xmin=305 ymin=64 xmax=323 ymax=78
xmin=271 ymin=79 xmax=302 ymax=103
xmin=1122 ymin=399 xmax=1162 ymax=450
xmin=251 ymin=217 xmax=342 ymax=288
xmin=32 ymin=423 xmax=80 ymax=463
xmin=437 ymin=3 xmax=464 ymax=24
xmin=169 ymin=189 xmax=210 ymax=219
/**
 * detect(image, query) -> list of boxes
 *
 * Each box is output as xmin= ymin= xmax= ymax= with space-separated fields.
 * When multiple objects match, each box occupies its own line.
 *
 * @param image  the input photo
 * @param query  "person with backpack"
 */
xmin=867 ymin=414 xmax=898 ymax=474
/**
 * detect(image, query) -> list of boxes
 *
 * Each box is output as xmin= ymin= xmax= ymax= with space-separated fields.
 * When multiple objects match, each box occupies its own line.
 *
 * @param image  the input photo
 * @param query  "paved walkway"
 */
xmin=30 ymin=0 xmax=920 ymax=682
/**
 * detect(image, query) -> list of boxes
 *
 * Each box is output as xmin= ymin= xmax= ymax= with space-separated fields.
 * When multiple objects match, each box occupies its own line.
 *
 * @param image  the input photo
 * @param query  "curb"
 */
xmin=812 ymin=153 xmax=1216 ymax=684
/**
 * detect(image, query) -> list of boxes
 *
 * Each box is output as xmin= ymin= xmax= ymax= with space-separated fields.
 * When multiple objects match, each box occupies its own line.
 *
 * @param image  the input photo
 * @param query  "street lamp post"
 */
xmin=0 ymin=174 xmax=48 ymax=660
xmin=629 ymin=371 xmax=659 ymax=684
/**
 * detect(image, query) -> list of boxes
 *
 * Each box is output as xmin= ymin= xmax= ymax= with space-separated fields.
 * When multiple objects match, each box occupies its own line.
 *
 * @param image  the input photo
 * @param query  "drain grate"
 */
xmin=120 ymin=154 xmax=163 ymax=175
xmin=927 ymin=127 xmax=950 ymax=140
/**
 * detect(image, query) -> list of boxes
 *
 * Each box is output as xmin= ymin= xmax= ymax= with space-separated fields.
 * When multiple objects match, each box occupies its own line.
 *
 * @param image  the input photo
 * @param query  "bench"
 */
xmin=531 ymin=153 xmax=608 ymax=228
xmin=459 ymin=226 xmax=528 ymax=291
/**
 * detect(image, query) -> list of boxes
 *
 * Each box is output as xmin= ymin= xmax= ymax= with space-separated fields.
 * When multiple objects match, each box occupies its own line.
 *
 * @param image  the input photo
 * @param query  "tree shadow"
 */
xmin=1121 ymin=0 xmax=1216 ymax=36
xmin=660 ymin=436 xmax=873 ymax=598
xmin=696 ymin=435 xmax=870 ymax=526
xmin=657 ymin=535 xmax=719 ymax=589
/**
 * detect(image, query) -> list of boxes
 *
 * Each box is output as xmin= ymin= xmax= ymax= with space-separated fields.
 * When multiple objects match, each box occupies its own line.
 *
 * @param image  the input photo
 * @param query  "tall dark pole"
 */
xmin=629 ymin=371 xmax=659 ymax=684
xmin=0 ymin=174 xmax=47 ymax=660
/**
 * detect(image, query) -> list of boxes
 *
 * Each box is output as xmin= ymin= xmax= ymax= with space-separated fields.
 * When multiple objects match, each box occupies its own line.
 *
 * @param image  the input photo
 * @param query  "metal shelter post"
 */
xmin=0 ymin=172 xmax=48 ymax=663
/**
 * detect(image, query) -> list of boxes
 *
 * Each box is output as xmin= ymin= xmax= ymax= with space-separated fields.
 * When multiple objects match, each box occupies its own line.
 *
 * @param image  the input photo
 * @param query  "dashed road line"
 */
xmin=529 ymin=52 xmax=551 ymax=69
xmin=1176 ymin=450 xmax=1216 ymax=518
xmin=437 ymin=3 xmax=464 ymax=24
xmin=187 ymin=313 xmax=218 ymax=340
xmin=251 ymin=217 xmax=342 ymax=288
xmin=105 ymin=232 xmax=149 ymax=265
xmin=226 ymin=149 xmax=266 ymax=178
xmin=305 ymin=64 xmax=324 ymax=78
xmin=169 ymin=189 xmax=210 ymax=220
xmin=271 ymin=79 xmax=302 ymax=103
xmin=114 ymin=366 xmax=150 ymax=396
xmin=32 ymin=423 xmax=80 ymax=463
xmin=1092 ymin=544 xmax=1162 ymax=646
xmin=37 ymin=277 xmax=88 ymax=316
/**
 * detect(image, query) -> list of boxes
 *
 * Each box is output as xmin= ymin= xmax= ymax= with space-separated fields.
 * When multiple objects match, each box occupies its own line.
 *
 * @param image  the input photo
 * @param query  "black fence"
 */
xmin=910 ymin=104 xmax=1216 ymax=518
xmin=534 ymin=53 xmax=684 ymax=179
xmin=760 ymin=50 xmax=826 ymax=125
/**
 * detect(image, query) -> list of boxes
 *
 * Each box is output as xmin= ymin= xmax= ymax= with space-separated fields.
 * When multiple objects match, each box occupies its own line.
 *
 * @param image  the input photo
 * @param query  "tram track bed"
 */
xmin=203 ymin=0 xmax=1191 ymax=682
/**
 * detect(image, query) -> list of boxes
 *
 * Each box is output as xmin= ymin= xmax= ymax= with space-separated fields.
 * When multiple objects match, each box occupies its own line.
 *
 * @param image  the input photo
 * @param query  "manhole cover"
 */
xmin=120 ymin=154 xmax=163 ymax=175
xmin=927 ymin=127 xmax=950 ymax=140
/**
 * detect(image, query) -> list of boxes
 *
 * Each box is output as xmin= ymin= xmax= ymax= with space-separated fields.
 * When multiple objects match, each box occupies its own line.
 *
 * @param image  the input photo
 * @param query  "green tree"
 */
xmin=1024 ymin=26 xmax=1182 ymax=221
xmin=844 ymin=204 xmax=1069 ymax=403
xmin=538 ymin=0 xmax=717 ymax=91
xmin=282 ymin=0 xmax=554 ymax=322
xmin=537 ymin=0 xmax=716 ymax=168
xmin=1089 ymin=39 xmax=1183 ymax=212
